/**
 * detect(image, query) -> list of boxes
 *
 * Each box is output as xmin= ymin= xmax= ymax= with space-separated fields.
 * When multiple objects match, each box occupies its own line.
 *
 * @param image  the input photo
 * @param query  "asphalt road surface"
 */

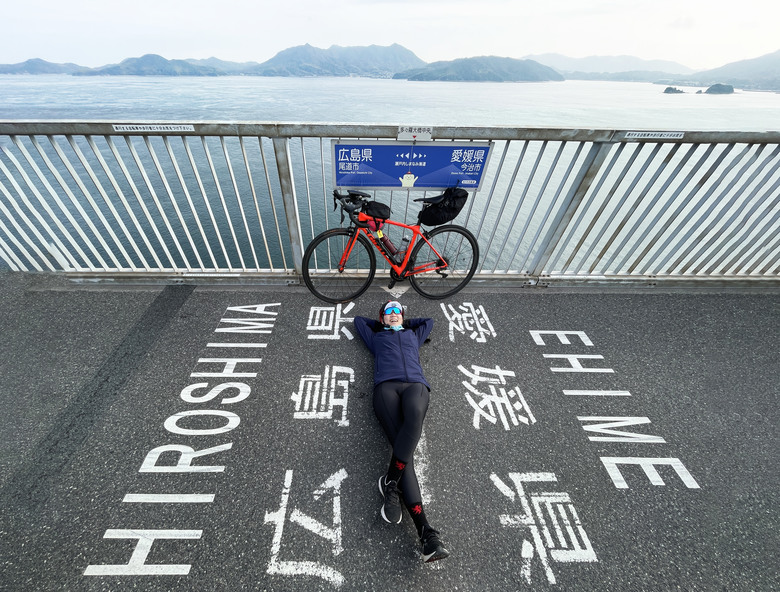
xmin=0 ymin=274 xmax=777 ymax=591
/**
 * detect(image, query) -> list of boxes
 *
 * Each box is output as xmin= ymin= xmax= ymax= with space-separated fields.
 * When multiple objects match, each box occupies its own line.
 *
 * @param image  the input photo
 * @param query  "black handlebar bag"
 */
xmin=417 ymin=187 xmax=468 ymax=226
xmin=362 ymin=201 xmax=392 ymax=231
xmin=362 ymin=201 xmax=391 ymax=219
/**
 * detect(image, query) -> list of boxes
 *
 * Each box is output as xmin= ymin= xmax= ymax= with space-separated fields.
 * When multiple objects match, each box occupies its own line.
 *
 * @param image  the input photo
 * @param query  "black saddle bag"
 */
xmin=417 ymin=187 xmax=468 ymax=226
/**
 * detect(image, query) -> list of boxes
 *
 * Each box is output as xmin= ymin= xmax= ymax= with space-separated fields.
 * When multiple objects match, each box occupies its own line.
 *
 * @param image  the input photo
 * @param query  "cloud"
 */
xmin=670 ymin=16 xmax=696 ymax=29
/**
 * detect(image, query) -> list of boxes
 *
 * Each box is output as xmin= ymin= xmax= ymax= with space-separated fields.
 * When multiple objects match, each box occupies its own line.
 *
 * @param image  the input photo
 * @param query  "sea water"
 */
xmin=1 ymin=75 xmax=779 ymax=131
xmin=1 ymin=76 xmax=778 ymax=272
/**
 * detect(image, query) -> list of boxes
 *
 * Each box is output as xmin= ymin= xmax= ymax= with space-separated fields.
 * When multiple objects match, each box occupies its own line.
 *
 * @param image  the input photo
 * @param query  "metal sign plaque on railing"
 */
xmin=332 ymin=140 xmax=493 ymax=190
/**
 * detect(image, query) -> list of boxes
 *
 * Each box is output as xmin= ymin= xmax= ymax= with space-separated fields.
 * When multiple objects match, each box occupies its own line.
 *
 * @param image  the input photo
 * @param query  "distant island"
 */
xmin=0 ymin=57 xmax=90 ymax=75
xmin=1 ymin=45 xmax=778 ymax=90
xmin=75 ymin=54 xmax=223 ymax=77
xmin=248 ymin=43 xmax=425 ymax=78
xmin=702 ymin=83 xmax=735 ymax=94
xmin=0 ymin=45 xmax=426 ymax=80
xmin=664 ymin=84 xmax=735 ymax=94
xmin=393 ymin=56 xmax=563 ymax=82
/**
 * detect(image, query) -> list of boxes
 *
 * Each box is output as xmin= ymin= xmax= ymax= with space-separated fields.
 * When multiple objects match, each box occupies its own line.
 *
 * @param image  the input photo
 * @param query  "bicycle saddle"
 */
xmin=413 ymin=192 xmax=447 ymax=205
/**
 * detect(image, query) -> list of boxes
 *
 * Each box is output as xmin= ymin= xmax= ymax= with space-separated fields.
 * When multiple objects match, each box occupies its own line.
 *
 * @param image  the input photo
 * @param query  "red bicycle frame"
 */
xmin=337 ymin=213 xmax=446 ymax=276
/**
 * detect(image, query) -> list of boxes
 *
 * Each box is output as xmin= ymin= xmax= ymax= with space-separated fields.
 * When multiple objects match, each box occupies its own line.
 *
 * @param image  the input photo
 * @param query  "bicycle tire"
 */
xmin=408 ymin=225 xmax=479 ymax=299
xmin=302 ymin=228 xmax=376 ymax=303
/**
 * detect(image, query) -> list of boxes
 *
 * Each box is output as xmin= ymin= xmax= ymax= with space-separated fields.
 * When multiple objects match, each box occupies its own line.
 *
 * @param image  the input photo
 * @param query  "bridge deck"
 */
xmin=0 ymin=272 xmax=777 ymax=591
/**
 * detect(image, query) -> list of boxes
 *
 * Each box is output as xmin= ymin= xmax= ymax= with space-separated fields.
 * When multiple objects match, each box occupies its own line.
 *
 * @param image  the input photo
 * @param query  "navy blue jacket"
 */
xmin=353 ymin=316 xmax=433 ymax=390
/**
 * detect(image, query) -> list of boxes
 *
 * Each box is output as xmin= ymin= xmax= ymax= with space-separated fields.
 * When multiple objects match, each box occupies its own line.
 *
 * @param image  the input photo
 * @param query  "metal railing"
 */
xmin=0 ymin=122 xmax=778 ymax=286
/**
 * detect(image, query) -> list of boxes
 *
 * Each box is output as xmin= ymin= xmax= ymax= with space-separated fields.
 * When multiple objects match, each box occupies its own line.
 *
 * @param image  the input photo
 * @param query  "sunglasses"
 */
xmin=383 ymin=306 xmax=402 ymax=315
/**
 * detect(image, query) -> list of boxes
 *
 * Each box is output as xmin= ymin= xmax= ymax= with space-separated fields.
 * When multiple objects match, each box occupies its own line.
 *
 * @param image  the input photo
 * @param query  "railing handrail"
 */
xmin=3 ymin=121 xmax=780 ymax=144
xmin=1 ymin=121 xmax=778 ymax=286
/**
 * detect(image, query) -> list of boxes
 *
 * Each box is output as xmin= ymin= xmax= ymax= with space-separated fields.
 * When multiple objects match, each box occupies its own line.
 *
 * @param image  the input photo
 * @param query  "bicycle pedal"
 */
xmin=388 ymin=280 xmax=397 ymax=289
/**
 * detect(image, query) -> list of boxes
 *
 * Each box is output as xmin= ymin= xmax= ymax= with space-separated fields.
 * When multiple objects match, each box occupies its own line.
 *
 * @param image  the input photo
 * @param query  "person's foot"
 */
xmin=378 ymin=475 xmax=402 ymax=524
xmin=420 ymin=526 xmax=450 ymax=563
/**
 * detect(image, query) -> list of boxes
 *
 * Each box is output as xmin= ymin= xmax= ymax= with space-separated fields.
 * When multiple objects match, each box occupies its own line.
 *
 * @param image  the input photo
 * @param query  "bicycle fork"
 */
xmin=337 ymin=230 xmax=361 ymax=273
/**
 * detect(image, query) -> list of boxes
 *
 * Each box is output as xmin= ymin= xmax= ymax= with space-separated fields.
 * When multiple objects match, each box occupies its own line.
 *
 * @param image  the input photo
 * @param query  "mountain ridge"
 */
xmin=524 ymin=53 xmax=694 ymax=75
xmin=393 ymin=56 xmax=564 ymax=82
xmin=75 ymin=54 xmax=223 ymax=76
xmin=243 ymin=43 xmax=425 ymax=77
xmin=684 ymin=49 xmax=780 ymax=91
xmin=1 ymin=46 xmax=778 ymax=89
xmin=0 ymin=58 xmax=91 ymax=75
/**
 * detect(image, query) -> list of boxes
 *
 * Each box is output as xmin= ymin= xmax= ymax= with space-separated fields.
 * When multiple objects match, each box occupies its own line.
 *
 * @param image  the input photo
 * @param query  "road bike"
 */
xmin=302 ymin=189 xmax=479 ymax=303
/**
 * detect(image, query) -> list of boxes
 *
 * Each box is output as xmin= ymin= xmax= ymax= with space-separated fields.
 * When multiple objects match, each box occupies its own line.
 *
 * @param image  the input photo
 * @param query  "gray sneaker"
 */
xmin=378 ymin=475 xmax=402 ymax=524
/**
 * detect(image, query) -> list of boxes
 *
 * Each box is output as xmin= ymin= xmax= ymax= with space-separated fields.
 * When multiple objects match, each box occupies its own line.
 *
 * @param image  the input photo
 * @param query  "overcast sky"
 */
xmin=4 ymin=0 xmax=778 ymax=71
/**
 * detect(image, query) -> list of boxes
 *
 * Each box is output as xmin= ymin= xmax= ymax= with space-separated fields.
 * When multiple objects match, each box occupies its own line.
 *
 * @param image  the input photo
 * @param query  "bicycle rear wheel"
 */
xmin=302 ymin=228 xmax=376 ymax=303
xmin=408 ymin=225 xmax=479 ymax=299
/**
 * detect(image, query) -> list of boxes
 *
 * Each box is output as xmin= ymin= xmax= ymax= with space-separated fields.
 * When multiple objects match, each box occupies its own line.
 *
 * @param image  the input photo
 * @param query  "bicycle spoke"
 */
xmin=302 ymin=229 xmax=376 ymax=303
xmin=409 ymin=226 xmax=479 ymax=299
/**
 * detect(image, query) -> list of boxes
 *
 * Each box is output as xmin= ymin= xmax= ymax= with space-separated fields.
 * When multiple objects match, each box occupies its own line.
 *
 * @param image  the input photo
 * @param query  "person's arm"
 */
xmin=353 ymin=316 xmax=379 ymax=350
xmin=406 ymin=317 xmax=433 ymax=345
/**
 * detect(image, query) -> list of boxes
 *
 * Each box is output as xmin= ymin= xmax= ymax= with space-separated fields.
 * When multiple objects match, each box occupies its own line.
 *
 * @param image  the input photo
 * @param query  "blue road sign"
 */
xmin=332 ymin=140 xmax=493 ymax=191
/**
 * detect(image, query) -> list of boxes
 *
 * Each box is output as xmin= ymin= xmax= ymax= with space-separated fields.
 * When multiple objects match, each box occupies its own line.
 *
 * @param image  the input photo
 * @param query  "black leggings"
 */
xmin=373 ymin=380 xmax=430 ymax=504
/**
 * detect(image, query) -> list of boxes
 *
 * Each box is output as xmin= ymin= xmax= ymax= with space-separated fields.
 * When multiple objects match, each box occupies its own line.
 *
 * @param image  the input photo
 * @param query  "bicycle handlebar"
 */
xmin=332 ymin=189 xmax=372 ymax=226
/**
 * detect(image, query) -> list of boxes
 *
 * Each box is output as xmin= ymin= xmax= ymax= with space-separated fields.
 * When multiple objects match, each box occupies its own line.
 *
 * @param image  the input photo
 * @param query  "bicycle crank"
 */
xmin=388 ymin=268 xmax=408 ymax=289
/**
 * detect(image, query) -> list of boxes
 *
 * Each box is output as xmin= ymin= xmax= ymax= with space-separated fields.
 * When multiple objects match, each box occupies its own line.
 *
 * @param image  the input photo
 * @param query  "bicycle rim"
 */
xmin=302 ymin=229 xmax=376 ymax=303
xmin=409 ymin=225 xmax=479 ymax=299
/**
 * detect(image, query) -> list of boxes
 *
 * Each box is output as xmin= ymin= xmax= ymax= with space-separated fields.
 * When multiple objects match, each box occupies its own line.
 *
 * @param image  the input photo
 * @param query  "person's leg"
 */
xmin=373 ymin=381 xmax=406 ymax=524
xmin=373 ymin=381 xmax=428 ymax=460
xmin=372 ymin=381 xmax=404 ymax=451
xmin=395 ymin=384 xmax=448 ymax=562
xmin=393 ymin=382 xmax=429 ymax=461
xmin=393 ymin=382 xmax=430 ymax=521
xmin=373 ymin=382 xmax=449 ymax=561
xmin=373 ymin=382 xmax=429 ymax=524
xmin=397 ymin=460 xmax=421 ymax=510
xmin=405 ymin=497 xmax=428 ymax=534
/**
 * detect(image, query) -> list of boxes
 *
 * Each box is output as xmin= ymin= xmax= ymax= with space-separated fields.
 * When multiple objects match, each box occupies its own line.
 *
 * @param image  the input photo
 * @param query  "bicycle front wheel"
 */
xmin=302 ymin=228 xmax=376 ymax=303
xmin=408 ymin=225 xmax=479 ymax=299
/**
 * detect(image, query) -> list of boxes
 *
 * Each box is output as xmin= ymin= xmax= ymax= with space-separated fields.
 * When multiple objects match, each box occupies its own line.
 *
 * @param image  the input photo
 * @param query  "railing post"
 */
xmin=272 ymin=136 xmax=305 ymax=274
xmin=1 ymin=123 xmax=778 ymax=284
xmin=528 ymin=141 xmax=614 ymax=277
